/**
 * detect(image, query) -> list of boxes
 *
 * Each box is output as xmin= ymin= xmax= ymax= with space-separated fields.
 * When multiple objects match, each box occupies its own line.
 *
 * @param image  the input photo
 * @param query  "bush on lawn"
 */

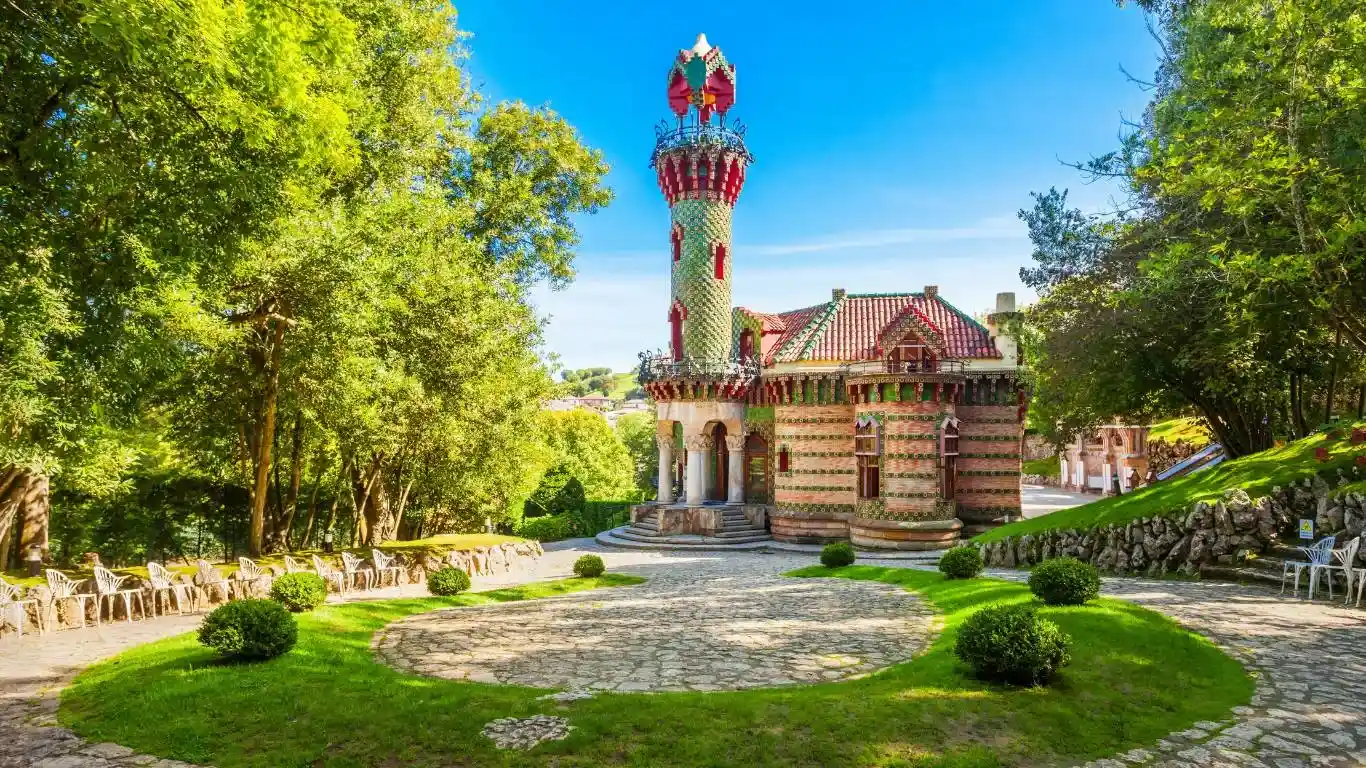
xmin=198 ymin=599 xmax=297 ymax=661
xmin=428 ymin=567 xmax=472 ymax=596
xmin=573 ymin=554 xmax=605 ymax=578
xmin=515 ymin=514 xmax=577 ymax=542
xmin=269 ymin=572 xmax=328 ymax=612
xmin=954 ymin=603 xmax=1071 ymax=686
xmin=1028 ymin=557 xmax=1101 ymax=605
xmin=938 ymin=547 xmax=984 ymax=579
xmin=820 ymin=541 xmax=856 ymax=568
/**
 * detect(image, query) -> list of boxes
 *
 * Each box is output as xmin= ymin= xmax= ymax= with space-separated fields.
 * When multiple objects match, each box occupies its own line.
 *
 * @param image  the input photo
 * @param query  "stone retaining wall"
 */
xmin=3 ymin=541 xmax=545 ymax=634
xmin=978 ymin=475 xmax=1366 ymax=574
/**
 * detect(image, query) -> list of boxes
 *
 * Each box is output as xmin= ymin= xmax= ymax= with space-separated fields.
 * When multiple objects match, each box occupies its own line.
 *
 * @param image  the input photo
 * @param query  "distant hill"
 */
xmin=558 ymin=368 xmax=644 ymax=400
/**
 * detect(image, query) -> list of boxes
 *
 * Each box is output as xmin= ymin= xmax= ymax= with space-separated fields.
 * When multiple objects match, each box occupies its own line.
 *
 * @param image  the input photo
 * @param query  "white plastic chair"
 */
xmin=312 ymin=555 xmax=347 ymax=594
xmin=284 ymin=555 xmax=309 ymax=574
xmin=46 ymin=569 xmax=97 ymax=629
xmin=196 ymin=559 xmax=231 ymax=602
xmin=1354 ymin=565 xmax=1366 ymax=609
xmin=371 ymin=549 xmax=404 ymax=591
xmin=147 ymin=562 xmax=196 ymax=616
xmin=1282 ymin=536 xmax=1335 ymax=598
xmin=93 ymin=566 xmax=146 ymax=625
xmin=341 ymin=551 xmax=375 ymax=591
xmin=1311 ymin=536 xmax=1361 ymax=602
xmin=236 ymin=557 xmax=270 ymax=598
xmin=1 ymin=576 xmax=43 ymax=639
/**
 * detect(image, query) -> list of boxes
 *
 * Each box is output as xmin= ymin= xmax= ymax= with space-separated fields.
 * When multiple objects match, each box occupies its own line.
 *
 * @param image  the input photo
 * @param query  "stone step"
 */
xmin=713 ymin=528 xmax=768 ymax=538
xmin=610 ymin=528 xmax=773 ymax=546
xmin=1199 ymin=564 xmax=1285 ymax=588
xmin=633 ymin=520 xmax=659 ymax=530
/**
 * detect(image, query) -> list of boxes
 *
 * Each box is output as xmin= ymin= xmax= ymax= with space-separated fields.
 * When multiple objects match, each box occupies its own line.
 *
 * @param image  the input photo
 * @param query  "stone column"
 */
xmin=1058 ymin=457 xmax=1068 ymax=489
xmin=684 ymin=435 xmax=712 ymax=506
xmin=1101 ymin=461 xmax=1112 ymax=497
xmin=656 ymin=435 xmax=675 ymax=504
xmin=725 ymin=435 xmax=745 ymax=504
xmin=702 ymin=445 xmax=714 ymax=499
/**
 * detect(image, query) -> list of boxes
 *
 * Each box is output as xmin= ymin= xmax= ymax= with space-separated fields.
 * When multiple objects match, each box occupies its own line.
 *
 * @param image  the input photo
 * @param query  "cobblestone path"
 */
xmin=2 ymin=542 xmax=1363 ymax=767
xmin=374 ymin=555 xmax=937 ymax=691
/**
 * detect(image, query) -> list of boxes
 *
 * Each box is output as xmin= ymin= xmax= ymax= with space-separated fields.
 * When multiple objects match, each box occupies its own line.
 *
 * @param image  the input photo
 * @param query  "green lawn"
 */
xmin=60 ymin=566 xmax=1250 ymax=768
xmin=1021 ymin=456 xmax=1059 ymax=478
xmin=976 ymin=421 xmax=1366 ymax=544
xmin=5 ymin=533 xmax=527 ymax=589
xmin=1148 ymin=417 xmax=1212 ymax=447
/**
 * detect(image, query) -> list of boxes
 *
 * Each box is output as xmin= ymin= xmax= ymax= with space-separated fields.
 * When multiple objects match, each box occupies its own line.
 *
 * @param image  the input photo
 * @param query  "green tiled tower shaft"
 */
xmin=671 ymin=198 xmax=733 ymax=361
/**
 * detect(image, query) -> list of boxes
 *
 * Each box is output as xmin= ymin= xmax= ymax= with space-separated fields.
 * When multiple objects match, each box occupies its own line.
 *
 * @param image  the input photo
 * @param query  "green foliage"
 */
xmin=1021 ymin=456 xmax=1061 ymax=479
xmin=535 ymin=410 xmax=637 ymax=503
xmin=1148 ymin=417 xmax=1212 ymax=448
xmin=515 ymin=514 xmax=577 ymax=542
xmin=573 ymin=554 xmax=606 ymax=578
xmin=269 ymin=573 xmax=329 ymax=613
xmin=979 ymin=422 xmax=1366 ymax=543
xmin=525 ymin=465 xmax=587 ymax=518
xmin=1029 ymin=558 xmax=1101 ymax=606
xmin=938 ymin=547 xmax=984 ymax=579
xmin=197 ymin=600 xmax=297 ymax=661
xmin=427 ymin=567 xmax=471 ymax=596
xmin=820 ymin=541 xmax=856 ymax=568
xmin=615 ymin=410 xmax=660 ymax=495
xmin=954 ymin=603 xmax=1071 ymax=686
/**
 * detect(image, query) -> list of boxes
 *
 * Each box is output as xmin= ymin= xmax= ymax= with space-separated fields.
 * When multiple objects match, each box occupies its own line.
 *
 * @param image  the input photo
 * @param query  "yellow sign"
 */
xmin=1299 ymin=519 xmax=1314 ymax=540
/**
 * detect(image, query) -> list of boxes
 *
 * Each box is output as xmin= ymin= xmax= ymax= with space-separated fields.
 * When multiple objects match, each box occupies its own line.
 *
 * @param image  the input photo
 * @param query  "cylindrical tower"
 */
xmin=652 ymin=34 xmax=753 ymax=363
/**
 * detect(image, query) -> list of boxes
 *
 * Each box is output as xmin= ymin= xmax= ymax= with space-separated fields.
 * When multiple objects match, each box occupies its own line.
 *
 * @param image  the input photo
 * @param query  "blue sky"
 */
xmin=456 ymin=2 xmax=1159 ymax=372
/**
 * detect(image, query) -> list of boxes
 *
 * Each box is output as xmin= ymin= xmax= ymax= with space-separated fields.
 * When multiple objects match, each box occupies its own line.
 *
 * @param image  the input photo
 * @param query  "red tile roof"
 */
xmin=740 ymin=293 xmax=1000 ymax=364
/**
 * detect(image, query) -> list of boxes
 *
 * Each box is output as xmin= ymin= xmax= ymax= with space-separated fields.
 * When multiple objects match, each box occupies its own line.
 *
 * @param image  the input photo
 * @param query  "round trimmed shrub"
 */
xmin=573 ymin=554 xmax=606 ymax=578
xmin=938 ymin=546 xmax=984 ymax=579
xmin=198 ymin=599 xmax=297 ymax=661
xmin=269 ymin=572 xmax=328 ymax=612
xmin=428 ymin=567 xmax=471 ymax=596
xmin=1028 ymin=557 xmax=1101 ymax=606
xmin=820 ymin=541 xmax=856 ymax=568
xmin=954 ymin=603 xmax=1071 ymax=686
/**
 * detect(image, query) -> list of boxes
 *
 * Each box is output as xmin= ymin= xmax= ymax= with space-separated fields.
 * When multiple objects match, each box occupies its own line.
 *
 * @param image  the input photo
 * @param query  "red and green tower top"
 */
xmin=652 ymin=34 xmax=753 ymax=364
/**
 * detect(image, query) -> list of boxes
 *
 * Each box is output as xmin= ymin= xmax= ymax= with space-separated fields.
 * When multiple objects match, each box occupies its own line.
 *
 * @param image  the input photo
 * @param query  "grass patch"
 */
xmin=976 ymin=421 xmax=1366 ymax=544
xmin=61 ymin=567 xmax=1249 ymax=767
xmin=1021 ymin=456 xmax=1059 ymax=478
xmin=4 ymin=533 xmax=527 ymax=589
xmin=1148 ymin=417 xmax=1211 ymax=447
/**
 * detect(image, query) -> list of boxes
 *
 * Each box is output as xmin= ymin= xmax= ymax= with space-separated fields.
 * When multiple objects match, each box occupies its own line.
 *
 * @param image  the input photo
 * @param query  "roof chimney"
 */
xmin=995 ymin=292 xmax=1016 ymax=313
xmin=923 ymin=285 xmax=938 ymax=299
xmin=831 ymin=288 xmax=846 ymax=301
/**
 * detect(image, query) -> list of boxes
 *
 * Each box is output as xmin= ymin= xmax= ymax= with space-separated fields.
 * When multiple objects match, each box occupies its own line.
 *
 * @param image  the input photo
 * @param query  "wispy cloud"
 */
xmin=745 ymin=217 xmax=1026 ymax=257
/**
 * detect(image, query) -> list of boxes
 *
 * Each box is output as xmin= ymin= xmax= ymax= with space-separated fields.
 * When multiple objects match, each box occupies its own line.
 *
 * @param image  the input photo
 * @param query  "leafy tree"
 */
xmin=614 ymin=410 xmax=660 ymax=496
xmin=536 ymin=410 xmax=636 ymax=502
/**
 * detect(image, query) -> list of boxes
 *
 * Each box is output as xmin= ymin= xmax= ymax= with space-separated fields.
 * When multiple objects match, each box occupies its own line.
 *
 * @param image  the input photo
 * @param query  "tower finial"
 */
xmin=691 ymin=33 xmax=712 ymax=56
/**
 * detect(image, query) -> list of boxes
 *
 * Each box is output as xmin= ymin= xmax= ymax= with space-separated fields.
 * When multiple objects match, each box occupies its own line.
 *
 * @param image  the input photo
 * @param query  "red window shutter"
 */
xmin=714 ymin=243 xmax=726 ymax=279
xmin=671 ymin=228 xmax=682 ymax=262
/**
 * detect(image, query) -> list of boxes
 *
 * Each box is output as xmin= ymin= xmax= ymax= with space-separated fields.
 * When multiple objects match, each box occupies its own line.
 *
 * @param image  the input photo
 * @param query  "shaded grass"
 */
xmin=977 ymin=420 xmax=1366 ymax=543
xmin=60 ymin=566 xmax=1250 ymax=768
xmin=4 ymin=533 xmax=527 ymax=588
xmin=1021 ymin=456 xmax=1059 ymax=478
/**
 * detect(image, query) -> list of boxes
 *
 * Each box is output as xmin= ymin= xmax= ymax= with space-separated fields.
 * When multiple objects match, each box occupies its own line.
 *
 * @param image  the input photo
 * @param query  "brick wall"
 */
xmin=773 ymin=404 xmax=855 ymax=511
xmin=864 ymin=399 xmax=948 ymax=520
xmin=956 ymin=404 xmax=1023 ymax=531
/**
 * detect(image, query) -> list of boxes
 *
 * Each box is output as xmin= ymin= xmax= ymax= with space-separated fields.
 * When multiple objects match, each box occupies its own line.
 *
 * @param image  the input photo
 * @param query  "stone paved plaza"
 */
xmin=2 ymin=530 xmax=1364 ymax=766
xmin=374 ymin=556 xmax=937 ymax=691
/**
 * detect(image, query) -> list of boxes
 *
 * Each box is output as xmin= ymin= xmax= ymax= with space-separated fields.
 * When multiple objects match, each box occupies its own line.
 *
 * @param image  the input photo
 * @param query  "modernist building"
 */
xmin=622 ymin=35 xmax=1025 ymax=550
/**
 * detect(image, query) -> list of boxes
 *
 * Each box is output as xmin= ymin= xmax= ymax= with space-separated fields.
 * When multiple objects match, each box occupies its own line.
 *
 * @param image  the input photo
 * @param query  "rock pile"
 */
xmin=481 ymin=715 xmax=573 ymax=750
xmin=980 ymin=474 xmax=1366 ymax=574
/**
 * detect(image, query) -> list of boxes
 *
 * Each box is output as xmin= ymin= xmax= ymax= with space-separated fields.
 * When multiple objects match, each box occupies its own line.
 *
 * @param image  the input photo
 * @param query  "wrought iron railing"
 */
xmin=842 ymin=359 xmax=966 ymax=376
xmin=649 ymin=118 xmax=754 ymax=168
xmin=636 ymin=351 xmax=761 ymax=384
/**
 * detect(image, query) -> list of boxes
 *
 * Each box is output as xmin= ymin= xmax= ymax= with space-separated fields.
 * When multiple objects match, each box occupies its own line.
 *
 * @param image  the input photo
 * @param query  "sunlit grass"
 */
xmin=59 ymin=566 xmax=1250 ymax=767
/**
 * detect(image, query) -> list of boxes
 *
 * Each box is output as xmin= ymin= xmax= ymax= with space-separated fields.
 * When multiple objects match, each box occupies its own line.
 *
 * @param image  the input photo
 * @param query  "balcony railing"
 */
xmin=649 ymin=119 xmax=754 ymax=168
xmin=842 ymin=359 xmax=966 ymax=376
xmin=637 ymin=352 xmax=760 ymax=384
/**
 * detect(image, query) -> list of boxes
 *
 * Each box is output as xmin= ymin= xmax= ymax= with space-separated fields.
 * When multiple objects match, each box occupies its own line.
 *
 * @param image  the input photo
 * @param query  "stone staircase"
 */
xmin=1199 ymin=543 xmax=1338 ymax=592
xmin=612 ymin=505 xmax=772 ymax=546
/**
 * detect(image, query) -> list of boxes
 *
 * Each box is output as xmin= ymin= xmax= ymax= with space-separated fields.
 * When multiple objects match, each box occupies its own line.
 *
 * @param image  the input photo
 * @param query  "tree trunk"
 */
xmin=248 ymin=320 xmax=288 ymax=557
xmin=279 ymin=413 xmax=304 ymax=548
xmin=1358 ymin=385 xmax=1365 ymax=419
xmin=0 ymin=467 xmax=49 ymax=569
xmin=299 ymin=455 xmax=325 ymax=549
xmin=352 ymin=459 xmax=383 ymax=547
xmin=1324 ymin=326 xmax=1342 ymax=425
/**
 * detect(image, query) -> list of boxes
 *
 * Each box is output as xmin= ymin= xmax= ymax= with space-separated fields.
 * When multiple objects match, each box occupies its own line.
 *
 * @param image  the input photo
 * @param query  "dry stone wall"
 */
xmin=979 ymin=475 xmax=1366 ymax=574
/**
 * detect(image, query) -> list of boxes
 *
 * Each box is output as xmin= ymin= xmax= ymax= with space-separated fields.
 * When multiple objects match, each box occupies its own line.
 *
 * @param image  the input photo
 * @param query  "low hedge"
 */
xmin=1028 ymin=557 xmax=1101 ymax=606
xmin=954 ymin=603 xmax=1071 ymax=686
xmin=820 ymin=541 xmax=856 ymax=568
xmin=428 ymin=567 xmax=472 ymax=596
xmin=198 ymin=599 xmax=297 ymax=661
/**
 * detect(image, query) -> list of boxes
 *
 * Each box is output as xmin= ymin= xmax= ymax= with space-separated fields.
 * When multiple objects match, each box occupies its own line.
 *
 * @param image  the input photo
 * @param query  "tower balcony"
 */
xmin=637 ymin=352 xmax=759 ymax=402
xmin=651 ymin=119 xmax=754 ymax=206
